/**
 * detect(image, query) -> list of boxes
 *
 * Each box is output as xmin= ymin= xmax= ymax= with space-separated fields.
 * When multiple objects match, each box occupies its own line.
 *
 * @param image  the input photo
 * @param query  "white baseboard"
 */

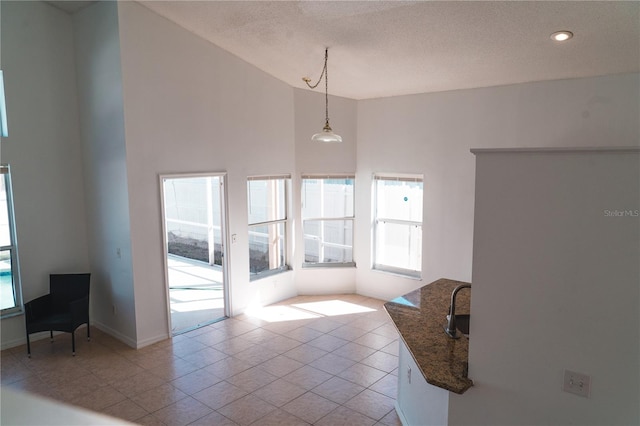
xmin=91 ymin=321 xmax=137 ymax=349
xmin=395 ymin=401 xmax=408 ymax=426
xmin=3 ymin=322 xmax=169 ymax=352
xmin=1 ymin=327 xmax=87 ymax=351
xmin=135 ymin=332 xmax=170 ymax=349
xmin=91 ymin=321 xmax=169 ymax=349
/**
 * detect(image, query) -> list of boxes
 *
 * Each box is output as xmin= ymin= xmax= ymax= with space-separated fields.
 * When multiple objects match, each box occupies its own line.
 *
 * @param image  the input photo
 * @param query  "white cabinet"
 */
xmin=397 ymin=340 xmax=449 ymax=426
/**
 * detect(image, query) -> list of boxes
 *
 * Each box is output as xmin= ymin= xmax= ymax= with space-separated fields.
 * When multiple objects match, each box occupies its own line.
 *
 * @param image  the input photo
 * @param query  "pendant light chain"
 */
xmin=324 ymin=49 xmax=329 ymax=126
xmin=302 ymin=48 xmax=342 ymax=142
xmin=303 ymin=48 xmax=330 ymax=125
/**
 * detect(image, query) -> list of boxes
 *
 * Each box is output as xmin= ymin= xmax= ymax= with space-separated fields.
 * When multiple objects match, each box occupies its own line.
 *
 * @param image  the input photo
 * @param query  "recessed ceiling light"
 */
xmin=550 ymin=31 xmax=573 ymax=42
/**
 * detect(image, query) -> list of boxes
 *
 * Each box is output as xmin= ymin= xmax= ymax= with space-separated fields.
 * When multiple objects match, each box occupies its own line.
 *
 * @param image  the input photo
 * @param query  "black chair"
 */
xmin=24 ymin=273 xmax=90 ymax=357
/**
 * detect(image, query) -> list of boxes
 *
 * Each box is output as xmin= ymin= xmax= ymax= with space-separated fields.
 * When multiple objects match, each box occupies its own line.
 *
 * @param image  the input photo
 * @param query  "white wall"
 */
xmin=450 ymin=149 xmax=639 ymax=425
xmin=116 ymin=2 xmax=298 ymax=345
xmin=355 ymin=73 xmax=640 ymax=301
xmin=0 ymin=1 xmax=90 ymax=348
xmin=73 ymin=1 xmax=137 ymax=346
xmin=3 ymin=0 xmax=638 ymax=357
xmin=293 ymin=88 xmax=358 ymax=295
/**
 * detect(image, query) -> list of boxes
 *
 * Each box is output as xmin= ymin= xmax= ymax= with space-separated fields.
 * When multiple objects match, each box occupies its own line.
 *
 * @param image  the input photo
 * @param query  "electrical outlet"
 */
xmin=232 ymin=234 xmax=237 ymax=244
xmin=563 ymin=369 xmax=591 ymax=398
xmin=407 ymin=366 xmax=412 ymax=384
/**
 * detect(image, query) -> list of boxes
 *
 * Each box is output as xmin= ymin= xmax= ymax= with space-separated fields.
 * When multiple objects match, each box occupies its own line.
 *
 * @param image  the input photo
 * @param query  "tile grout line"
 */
xmin=2 ymin=295 xmax=402 ymax=426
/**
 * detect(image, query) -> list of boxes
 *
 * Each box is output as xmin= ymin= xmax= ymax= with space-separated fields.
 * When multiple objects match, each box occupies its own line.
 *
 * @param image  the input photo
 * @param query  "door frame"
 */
xmin=159 ymin=172 xmax=231 ymax=335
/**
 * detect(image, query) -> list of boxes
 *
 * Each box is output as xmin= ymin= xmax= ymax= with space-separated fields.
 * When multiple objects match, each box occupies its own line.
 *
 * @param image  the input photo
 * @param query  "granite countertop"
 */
xmin=384 ymin=278 xmax=473 ymax=394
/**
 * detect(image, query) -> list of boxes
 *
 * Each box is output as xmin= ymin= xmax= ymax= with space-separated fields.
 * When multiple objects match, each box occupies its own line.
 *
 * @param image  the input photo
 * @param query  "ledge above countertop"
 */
xmin=384 ymin=278 xmax=473 ymax=394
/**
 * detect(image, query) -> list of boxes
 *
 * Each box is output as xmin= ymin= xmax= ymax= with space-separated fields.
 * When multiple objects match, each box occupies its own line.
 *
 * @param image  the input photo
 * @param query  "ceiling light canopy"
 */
xmin=550 ymin=31 xmax=573 ymax=42
xmin=303 ymin=48 xmax=342 ymax=143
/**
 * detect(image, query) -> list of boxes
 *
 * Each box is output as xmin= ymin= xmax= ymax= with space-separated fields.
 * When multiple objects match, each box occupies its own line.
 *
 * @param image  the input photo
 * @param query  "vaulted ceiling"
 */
xmin=49 ymin=1 xmax=640 ymax=100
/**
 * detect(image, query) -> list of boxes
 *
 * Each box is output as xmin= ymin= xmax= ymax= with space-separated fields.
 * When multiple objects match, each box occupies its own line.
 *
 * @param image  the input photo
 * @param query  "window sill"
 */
xmin=371 ymin=266 xmax=422 ymax=280
xmin=302 ymin=262 xmax=356 ymax=269
xmin=249 ymin=266 xmax=292 ymax=282
xmin=1 ymin=308 xmax=25 ymax=320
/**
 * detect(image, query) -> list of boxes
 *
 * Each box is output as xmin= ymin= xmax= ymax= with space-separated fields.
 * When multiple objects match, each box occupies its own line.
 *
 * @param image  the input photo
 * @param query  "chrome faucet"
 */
xmin=444 ymin=283 xmax=471 ymax=338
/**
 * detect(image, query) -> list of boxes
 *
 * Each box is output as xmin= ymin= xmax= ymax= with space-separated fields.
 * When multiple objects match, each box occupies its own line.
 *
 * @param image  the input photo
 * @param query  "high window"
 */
xmin=302 ymin=175 xmax=355 ymax=267
xmin=373 ymin=174 xmax=423 ymax=278
xmin=1 ymin=164 xmax=22 ymax=317
xmin=247 ymin=175 xmax=289 ymax=279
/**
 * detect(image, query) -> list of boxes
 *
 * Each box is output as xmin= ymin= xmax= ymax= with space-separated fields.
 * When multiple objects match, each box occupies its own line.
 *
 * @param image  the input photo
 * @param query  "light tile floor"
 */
xmin=1 ymin=294 xmax=402 ymax=426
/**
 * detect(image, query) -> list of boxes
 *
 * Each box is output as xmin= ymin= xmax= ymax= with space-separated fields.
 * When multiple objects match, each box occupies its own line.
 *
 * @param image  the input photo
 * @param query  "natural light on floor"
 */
xmin=293 ymin=300 xmax=376 ymax=317
xmin=244 ymin=305 xmax=321 ymax=322
xmin=246 ymin=299 xmax=377 ymax=323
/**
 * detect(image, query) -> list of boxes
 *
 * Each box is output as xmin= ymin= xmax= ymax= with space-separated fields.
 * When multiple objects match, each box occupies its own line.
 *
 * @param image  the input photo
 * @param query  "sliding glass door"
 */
xmin=160 ymin=173 xmax=229 ymax=334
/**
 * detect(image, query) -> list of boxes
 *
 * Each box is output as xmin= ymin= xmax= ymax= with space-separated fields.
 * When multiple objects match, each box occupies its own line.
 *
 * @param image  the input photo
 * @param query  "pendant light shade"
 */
xmin=303 ymin=48 xmax=342 ymax=143
xmin=311 ymin=122 xmax=343 ymax=143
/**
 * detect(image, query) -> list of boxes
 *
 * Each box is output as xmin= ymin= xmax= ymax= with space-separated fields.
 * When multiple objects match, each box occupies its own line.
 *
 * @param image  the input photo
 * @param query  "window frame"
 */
xmin=1 ymin=164 xmax=23 ymax=318
xmin=372 ymin=173 xmax=423 ymax=279
xmin=247 ymin=175 xmax=291 ymax=280
xmin=301 ymin=174 xmax=356 ymax=268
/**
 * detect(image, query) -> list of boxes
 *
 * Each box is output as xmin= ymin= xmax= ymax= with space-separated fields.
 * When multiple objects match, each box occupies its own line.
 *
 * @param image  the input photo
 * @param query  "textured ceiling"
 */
xmin=57 ymin=1 xmax=640 ymax=100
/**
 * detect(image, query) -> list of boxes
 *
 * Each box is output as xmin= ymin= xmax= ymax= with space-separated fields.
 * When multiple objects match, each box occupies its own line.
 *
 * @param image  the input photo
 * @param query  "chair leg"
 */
xmin=50 ymin=330 xmax=54 ymax=342
xmin=87 ymin=322 xmax=91 ymax=341
xmin=26 ymin=333 xmax=31 ymax=358
xmin=71 ymin=331 xmax=76 ymax=356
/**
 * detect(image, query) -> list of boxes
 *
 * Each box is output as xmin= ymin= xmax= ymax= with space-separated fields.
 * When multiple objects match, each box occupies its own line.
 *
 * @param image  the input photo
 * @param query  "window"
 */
xmin=247 ymin=176 xmax=289 ymax=279
xmin=373 ymin=174 xmax=423 ymax=278
xmin=302 ymin=175 xmax=355 ymax=267
xmin=1 ymin=164 xmax=23 ymax=317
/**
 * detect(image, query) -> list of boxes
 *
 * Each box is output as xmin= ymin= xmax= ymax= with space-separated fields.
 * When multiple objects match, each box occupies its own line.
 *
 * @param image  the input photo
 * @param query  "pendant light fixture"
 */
xmin=302 ymin=48 xmax=342 ymax=143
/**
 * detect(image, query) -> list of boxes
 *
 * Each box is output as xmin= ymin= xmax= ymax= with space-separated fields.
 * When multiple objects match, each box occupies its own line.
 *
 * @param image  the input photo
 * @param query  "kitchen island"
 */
xmin=384 ymin=278 xmax=472 ymax=425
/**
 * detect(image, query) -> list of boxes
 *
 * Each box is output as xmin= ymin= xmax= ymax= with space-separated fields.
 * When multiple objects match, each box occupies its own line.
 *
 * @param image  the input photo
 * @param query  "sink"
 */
xmin=455 ymin=314 xmax=470 ymax=337
xmin=446 ymin=314 xmax=470 ymax=337
xmin=444 ymin=283 xmax=471 ymax=339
